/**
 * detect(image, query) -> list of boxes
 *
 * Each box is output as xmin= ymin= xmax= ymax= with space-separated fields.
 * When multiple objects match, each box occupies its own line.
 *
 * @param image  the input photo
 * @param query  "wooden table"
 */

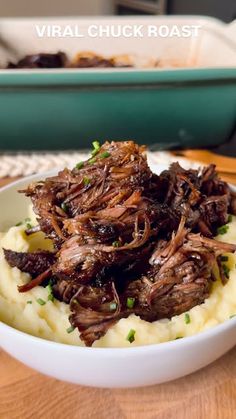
xmin=1 ymin=175 xmax=236 ymax=419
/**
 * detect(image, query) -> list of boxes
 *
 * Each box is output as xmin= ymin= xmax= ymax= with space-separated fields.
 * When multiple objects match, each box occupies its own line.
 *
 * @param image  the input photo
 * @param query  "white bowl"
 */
xmin=0 ymin=172 xmax=236 ymax=388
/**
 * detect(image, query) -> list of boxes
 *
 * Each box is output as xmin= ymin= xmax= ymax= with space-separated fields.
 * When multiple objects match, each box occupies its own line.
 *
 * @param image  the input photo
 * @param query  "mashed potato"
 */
xmin=0 ymin=211 xmax=236 ymax=348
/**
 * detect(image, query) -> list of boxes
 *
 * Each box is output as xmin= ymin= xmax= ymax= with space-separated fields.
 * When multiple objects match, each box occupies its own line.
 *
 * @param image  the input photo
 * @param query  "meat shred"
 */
xmin=4 ymin=141 xmax=236 ymax=346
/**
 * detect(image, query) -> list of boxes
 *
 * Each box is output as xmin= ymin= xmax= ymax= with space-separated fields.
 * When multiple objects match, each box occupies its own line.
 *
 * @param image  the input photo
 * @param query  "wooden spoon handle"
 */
xmin=217 ymin=173 xmax=236 ymax=185
xmin=174 ymin=150 xmax=236 ymax=175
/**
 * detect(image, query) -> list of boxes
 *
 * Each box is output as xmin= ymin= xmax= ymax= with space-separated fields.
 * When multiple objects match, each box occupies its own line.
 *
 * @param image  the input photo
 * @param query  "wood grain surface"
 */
xmin=1 ymin=346 xmax=236 ymax=419
xmin=1 ymin=166 xmax=236 ymax=419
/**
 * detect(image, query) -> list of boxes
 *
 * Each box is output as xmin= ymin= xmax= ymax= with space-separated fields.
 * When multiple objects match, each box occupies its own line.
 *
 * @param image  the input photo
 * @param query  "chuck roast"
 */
xmin=7 ymin=52 xmax=67 ymax=69
xmin=69 ymin=218 xmax=236 ymax=346
xmin=4 ymin=140 xmax=236 ymax=346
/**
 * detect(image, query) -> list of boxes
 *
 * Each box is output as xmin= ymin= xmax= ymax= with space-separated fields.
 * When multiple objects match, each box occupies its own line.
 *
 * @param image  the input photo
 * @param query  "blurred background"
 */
xmin=0 ymin=0 xmax=235 ymax=168
xmin=0 ymin=0 xmax=235 ymax=22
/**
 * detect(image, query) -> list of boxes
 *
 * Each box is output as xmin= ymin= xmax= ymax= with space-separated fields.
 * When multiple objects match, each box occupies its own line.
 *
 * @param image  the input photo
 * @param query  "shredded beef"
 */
xmin=4 ymin=140 xmax=236 ymax=346
xmin=7 ymin=52 xmax=67 ymax=69
xmin=3 ymin=249 xmax=55 ymax=276
xmin=72 ymin=53 xmax=132 ymax=68
xmin=7 ymin=52 xmax=133 ymax=69
xmin=158 ymin=162 xmax=232 ymax=236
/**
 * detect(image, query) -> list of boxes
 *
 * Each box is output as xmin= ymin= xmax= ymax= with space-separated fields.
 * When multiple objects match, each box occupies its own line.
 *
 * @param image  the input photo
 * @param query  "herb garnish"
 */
xmin=112 ymin=241 xmax=121 ymax=248
xmin=126 ymin=329 xmax=136 ymax=343
xmin=88 ymin=157 xmax=97 ymax=165
xmin=222 ymin=264 xmax=230 ymax=279
xmin=83 ymin=176 xmax=90 ymax=186
xmin=91 ymin=140 xmax=101 ymax=156
xmin=228 ymin=215 xmax=233 ymax=223
xmin=66 ymin=326 xmax=75 ymax=334
xmin=27 ymin=300 xmax=32 ymax=304
xmin=184 ymin=313 xmax=191 ymax=324
xmin=16 ymin=217 xmax=32 ymax=228
xmin=110 ymin=302 xmax=117 ymax=311
xmin=100 ymin=151 xmax=110 ymax=159
xmin=46 ymin=281 xmax=54 ymax=302
xmin=76 ymin=161 xmax=84 ymax=170
xmin=36 ymin=298 xmax=46 ymax=306
xmin=61 ymin=202 xmax=68 ymax=213
xmin=127 ymin=297 xmax=135 ymax=309
xmin=217 ymin=225 xmax=229 ymax=235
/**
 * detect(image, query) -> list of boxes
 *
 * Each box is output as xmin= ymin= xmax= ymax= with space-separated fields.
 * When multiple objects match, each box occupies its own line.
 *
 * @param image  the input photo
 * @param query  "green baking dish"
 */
xmin=0 ymin=68 xmax=235 ymax=150
xmin=0 ymin=16 xmax=235 ymax=151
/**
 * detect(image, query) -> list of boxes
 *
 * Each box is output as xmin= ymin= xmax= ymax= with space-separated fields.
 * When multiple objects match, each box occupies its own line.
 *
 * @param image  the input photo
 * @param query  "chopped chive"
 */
xmin=110 ymin=302 xmax=117 ymax=311
xmin=99 ymin=151 xmax=110 ymax=159
xmin=230 ymin=314 xmax=236 ymax=319
xmin=217 ymin=225 xmax=229 ymax=235
xmin=92 ymin=140 xmax=100 ymax=150
xmin=26 ymin=223 xmax=32 ymax=229
xmin=228 ymin=215 xmax=233 ymax=223
xmin=127 ymin=297 xmax=135 ymax=309
xmin=88 ymin=157 xmax=97 ymax=165
xmin=15 ymin=221 xmax=23 ymax=226
xmin=220 ymin=255 xmax=229 ymax=262
xmin=48 ymin=278 xmax=54 ymax=286
xmin=222 ymin=264 xmax=230 ymax=279
xmin=75 ymin=161 xmax=84 ymax=170
xmin=112 ymin=241 xmax=121 ymax=248
xmin=66 ymin=326 xmax=75 ymax=334
xmin=126 ymin=329 xmax=136 ymax=344
xmin=83 ymin=176 xmax=90 ymax=186
xmin=36 ymin=298 xmax=46 ymax=306
xmin=46 ymin=283 xmax=54 ymax=302
xmin=175 ymin=336 xmax=183 ymax=340
xmin=61 ymin=202 xmax=68 ymax=213
xmin=184 ymin=313 xmax=191 ymax=324
xmin=91 ymin=140 xmax=101 ymax=156
xmin=27 ymin=300 xmax=32 ymax=304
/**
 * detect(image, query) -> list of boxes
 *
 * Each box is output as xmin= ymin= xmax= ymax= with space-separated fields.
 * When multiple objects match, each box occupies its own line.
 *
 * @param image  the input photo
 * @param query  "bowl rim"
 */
xmin=1 ymin=310 xmax=236 ymax=355
xmin=0 ymin=171 xmax=236 ymax=355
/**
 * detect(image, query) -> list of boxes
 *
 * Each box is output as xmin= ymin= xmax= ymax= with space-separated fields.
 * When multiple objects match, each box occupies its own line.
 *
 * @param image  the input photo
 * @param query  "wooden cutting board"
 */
xmin=1 ymin=347 xmax=236 ymax=419
xmin=1 ymin=158 xmax=236 ymax=419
